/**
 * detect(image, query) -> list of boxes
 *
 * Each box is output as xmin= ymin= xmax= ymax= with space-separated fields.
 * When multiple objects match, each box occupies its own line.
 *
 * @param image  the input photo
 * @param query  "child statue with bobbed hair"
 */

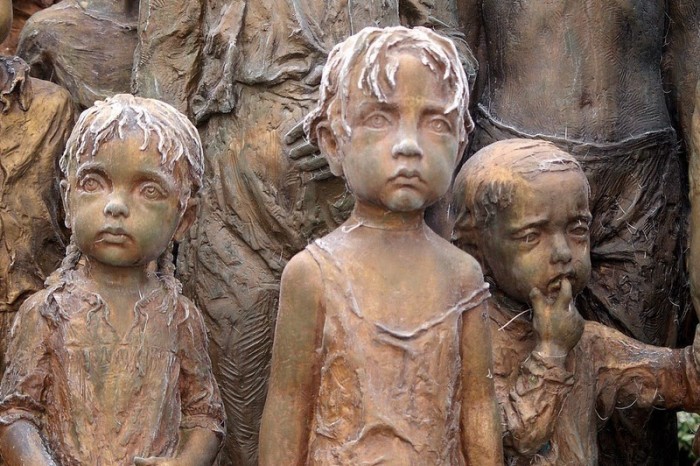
xmin=0 ymin=94 xmax=225 ymax=466
xmin=259 ymin=26 xmax=503 ymax=465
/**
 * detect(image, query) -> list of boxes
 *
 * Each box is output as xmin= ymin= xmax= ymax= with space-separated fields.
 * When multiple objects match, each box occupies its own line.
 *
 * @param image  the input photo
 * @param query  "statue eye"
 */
xmin=365 ymin=113 xmax=391 ymax=129
xmin=514 ymin=230 xmax=540 ymax=246
xmin=140 ymin=182 xmax=166 ymax=200
xmin=521 ymin=232 xmax=538 ymax=243
xmin=569 ymin=222 xmax=590 ymax=239
xmin=427 ymin=117 xmax=451 ymax=133
xmin=80 ymin=175 xmax=105 ymax=192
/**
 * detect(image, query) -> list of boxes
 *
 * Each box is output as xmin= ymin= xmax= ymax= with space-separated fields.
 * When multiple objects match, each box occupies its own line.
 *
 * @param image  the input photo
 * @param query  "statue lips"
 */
xmin=546 ymin=272 xmax=574 ymax=295
xmin=389 ymin=168 xmax=422 ymax=188
xmin=96 ymin=226 xmax=130 ymax=245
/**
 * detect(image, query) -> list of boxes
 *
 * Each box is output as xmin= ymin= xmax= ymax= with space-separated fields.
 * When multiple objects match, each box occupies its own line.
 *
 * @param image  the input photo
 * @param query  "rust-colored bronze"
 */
xmin=259 ymin=26 xmax=503 ymax=466
xmin=691 ymin=82 xmax=700 ymax=323
xmin=16 ymin=0 xmax=138 ymax=110
xmin=0 ymin=95 xmax=225 ymax=465
xmin=0 ymin=0 xmax=58 ymax=55
xmin=453 ymin=138 xmax=700 ymax=465
xmin=0 ymin=0 xmax=73 ymax=376
xmin=131 ymin=2 xmax=475 ymax=464
xmin=459 ymin=2 xmax=700 ymax=462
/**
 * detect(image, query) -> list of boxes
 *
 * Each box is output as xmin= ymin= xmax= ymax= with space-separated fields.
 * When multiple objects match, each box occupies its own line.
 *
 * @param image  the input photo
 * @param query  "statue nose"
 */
xmin=550 ymin=234 xmax=572 ymax=264
xmin=104 ymin=195 xmax=129 ymax=218
xmin=392 ymin=138 xmax=423 ymax=158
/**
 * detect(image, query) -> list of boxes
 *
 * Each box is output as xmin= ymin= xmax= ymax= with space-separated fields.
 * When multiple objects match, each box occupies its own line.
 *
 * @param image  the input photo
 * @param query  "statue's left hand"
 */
xmin=285 ymin=121 xmax=334 ymax=182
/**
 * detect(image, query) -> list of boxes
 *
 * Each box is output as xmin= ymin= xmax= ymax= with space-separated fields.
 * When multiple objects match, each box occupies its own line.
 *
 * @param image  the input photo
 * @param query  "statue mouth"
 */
xmin=96 ymin=227 xmax=130 ymax=244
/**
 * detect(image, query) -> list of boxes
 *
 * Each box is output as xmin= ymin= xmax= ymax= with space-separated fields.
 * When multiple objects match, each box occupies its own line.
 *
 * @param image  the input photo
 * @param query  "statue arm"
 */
xmin=593 ymin=322 xmax=700 ymax=417
xmin=496 ymin=349 xmax=574 ymax=457
xmin=0 ymin=293 xmax=56 ymax=466
xmin=494 ymin=280 xmax=581 ymax=457
xmin=665 ymin=0 xmax=700 ymax=147
xmin=455 ymin=0 xmax=482 ymax=55
xmin=0 ymin=420 xmax=57 ymax=466
xmin=258 ymin=250 xmax=324 ymax=466
xmin=689 ymin=82 xmax=700 ymax=318
xmin=133 ymin=429 xmax=220 ymax=466
xmin=460 ymin=301 xmax=504 ymax=465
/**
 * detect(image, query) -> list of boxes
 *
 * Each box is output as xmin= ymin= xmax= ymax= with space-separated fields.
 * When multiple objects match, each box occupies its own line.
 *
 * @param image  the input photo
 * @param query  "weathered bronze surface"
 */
xmin=0 ymin=0 xmax=57 ymax=55
xmin=0 ymin=0 xmax=73 ymax=376
xmin=16 ymin=0 xmax=138 ymax=110
xmin=0 ymin=95 xmax=225 ymax=465
xmin=0 ymin=0 xmax=699 ymax=463
xmin=453 ymin=138 xmax=700 ymax=465
xmin=131 ymin=2 xmax=475 ymax=464
xmin=458 ymin=2 xmax=700 ymax=463
xmin=260 ymin=26 xmax=502 ymax=465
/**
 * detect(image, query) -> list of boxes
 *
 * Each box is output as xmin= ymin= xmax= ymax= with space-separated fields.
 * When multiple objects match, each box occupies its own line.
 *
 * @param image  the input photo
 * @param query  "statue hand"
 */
xmin=530 ymin=278 xmax=583 ymax=359
xmin=285 ymin=121 xmax=334 ymax=182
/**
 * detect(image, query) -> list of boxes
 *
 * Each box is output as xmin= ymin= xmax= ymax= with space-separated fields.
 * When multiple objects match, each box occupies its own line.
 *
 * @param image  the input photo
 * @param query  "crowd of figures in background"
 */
xmin=1 ymin=0 xmax=700 ymax=465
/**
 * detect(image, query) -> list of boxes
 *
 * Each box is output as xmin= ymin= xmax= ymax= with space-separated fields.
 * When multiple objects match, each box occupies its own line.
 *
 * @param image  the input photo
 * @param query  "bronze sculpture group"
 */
xmin=1 ymin=0 xmax=700 ymax=464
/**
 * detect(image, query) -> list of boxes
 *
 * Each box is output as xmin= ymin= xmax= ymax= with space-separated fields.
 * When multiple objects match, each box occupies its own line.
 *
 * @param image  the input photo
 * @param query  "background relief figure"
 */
xmin=0 ymin=0 xmax=73 ymax=375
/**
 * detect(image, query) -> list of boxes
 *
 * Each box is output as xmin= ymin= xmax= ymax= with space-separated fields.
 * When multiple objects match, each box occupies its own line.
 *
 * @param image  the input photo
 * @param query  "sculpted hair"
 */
xmin=305 ymin=26 xmax=472 ymax=145
xmin=452 ymin=138 xmax=588 ymax=250
xmin=60 ymin=94 xmax=204 ymax=201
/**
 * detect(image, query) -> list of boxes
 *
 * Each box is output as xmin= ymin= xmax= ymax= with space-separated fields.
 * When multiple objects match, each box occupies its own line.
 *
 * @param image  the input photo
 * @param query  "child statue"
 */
xmin=452 ymin=138 xmax=700 ymax=464
xmin=0 ymin=0 xmax=73 ymax=374
xmin=0 ymin=94 xmax=225 ymax=465
xmin=259 ymin=26 xmax=503 ymax=465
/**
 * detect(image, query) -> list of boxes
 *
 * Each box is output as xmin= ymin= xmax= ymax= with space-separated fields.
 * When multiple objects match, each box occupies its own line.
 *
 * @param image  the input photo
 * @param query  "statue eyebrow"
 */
xmin=75 ymin=161 xmax=106 ymax=179
xmin=134 ymin=168 xmax=177 ymax=189
xmin=507 ymin=217 xmax=548 ymax=234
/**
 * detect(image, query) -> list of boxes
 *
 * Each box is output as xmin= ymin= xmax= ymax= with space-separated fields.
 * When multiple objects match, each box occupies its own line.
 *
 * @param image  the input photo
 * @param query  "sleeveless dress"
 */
xmin=305 ymin=239 xmax=490 ymax=466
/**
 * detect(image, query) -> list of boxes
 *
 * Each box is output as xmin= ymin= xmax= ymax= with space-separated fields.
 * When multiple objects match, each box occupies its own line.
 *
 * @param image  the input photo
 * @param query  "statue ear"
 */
xmin=174 ymin=197 xmax=198 ymax=242
xmin=452 ymin=209 xmax=486 ymax=271
xmin=316 ymin=122 xmax=344 ymax=177
xmin=60 ymin=179 xmax=72 ymax=229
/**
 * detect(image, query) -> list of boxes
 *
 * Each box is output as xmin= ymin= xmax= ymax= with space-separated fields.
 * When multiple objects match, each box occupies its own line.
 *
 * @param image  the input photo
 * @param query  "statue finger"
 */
xmin=312 ymin=167 xmax=334 ymax=181
xmin=284 ymin=120 xmax=306 ymax=145
xmin=298 ymin=155 xmax=328 ymax=172
xmin=555 ymin=278 xmax=573 ymax=311
xmin=529 ymin=286 xmax=546 ymax=313
xmin=289 ymin=141 xmax=318 ymax=160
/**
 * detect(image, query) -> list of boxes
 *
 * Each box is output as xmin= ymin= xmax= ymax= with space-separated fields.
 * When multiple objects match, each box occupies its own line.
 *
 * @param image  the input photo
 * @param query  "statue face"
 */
xmin=480 ymin=170 xmax=592 ymax=304
xmin=63 ymin=132 xmax=189 ymax=268
xmin=0 ymin=0 xmax=11 ymax=44
xmin=332 ymin=51 xmax=461 ymax=213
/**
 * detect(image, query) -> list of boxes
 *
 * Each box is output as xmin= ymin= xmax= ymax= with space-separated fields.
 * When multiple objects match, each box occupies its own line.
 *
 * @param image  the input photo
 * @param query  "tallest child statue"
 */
xmin=260 ymin=26 xmax=503 ymax=465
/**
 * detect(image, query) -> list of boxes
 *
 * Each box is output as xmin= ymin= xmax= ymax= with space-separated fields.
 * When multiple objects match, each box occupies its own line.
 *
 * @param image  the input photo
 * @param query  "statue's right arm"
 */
xmin=455 ymin=0 xmax=482 ymax=56
xmin=689 ymin=81 xmax=700 ymax=319
xmin=0 ymin=420 xmax=57 ymax=466
xmin=0 ymin=293 xmax=56 ymax=466
xmin=258 ymin=250 xmax=325 ymax=466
